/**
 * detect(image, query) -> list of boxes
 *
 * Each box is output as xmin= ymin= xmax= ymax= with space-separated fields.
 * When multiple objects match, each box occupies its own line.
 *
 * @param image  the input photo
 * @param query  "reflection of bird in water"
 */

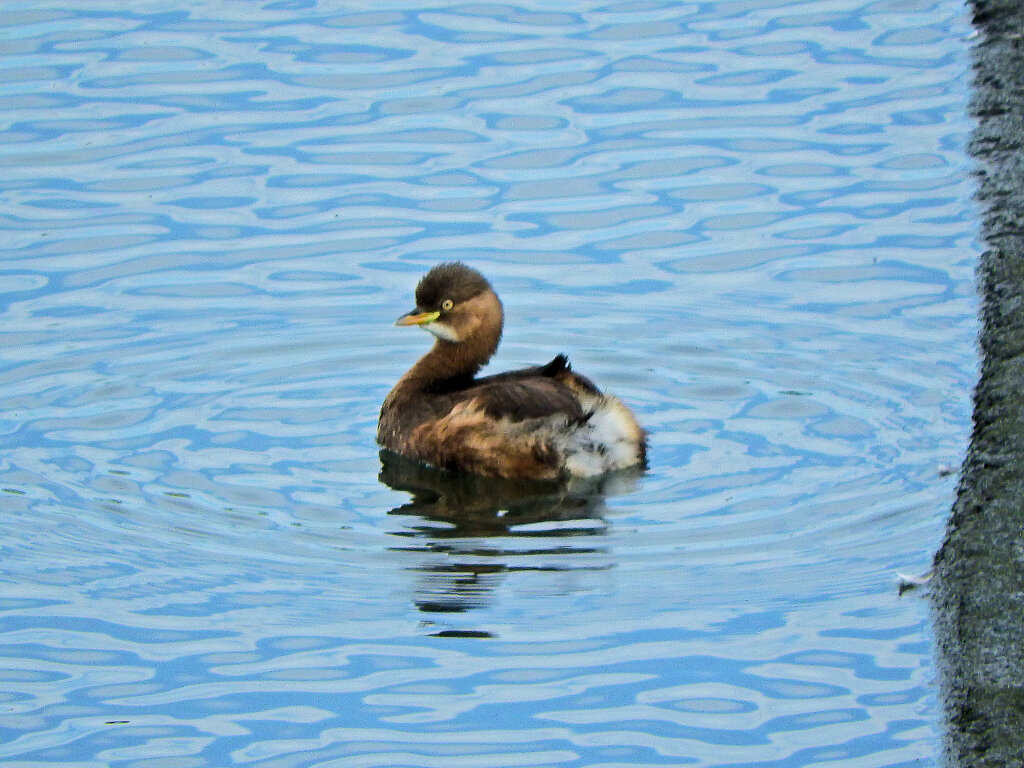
xmin=379 ymin=450 xmax=642 ymax=624
xmin=378 ymin=262 xmax=646 ymax=481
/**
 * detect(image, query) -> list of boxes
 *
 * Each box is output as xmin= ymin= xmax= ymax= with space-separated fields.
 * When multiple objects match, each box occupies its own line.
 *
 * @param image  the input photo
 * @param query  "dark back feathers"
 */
xmin=421 ymin=354 xmax=600 ymax=425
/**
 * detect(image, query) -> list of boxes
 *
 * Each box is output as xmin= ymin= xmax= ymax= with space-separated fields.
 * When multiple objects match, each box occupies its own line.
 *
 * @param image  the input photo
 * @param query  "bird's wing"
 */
xmin=461 ymin=376 xmax=588 ymax=423
xmin=430 ymin=355 xmax=603 ymax=424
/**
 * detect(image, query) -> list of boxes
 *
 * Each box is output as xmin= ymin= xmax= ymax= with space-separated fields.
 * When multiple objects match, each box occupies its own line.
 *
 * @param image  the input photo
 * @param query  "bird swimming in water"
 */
xmin=377 ymin=262 xmax=646 ymax=481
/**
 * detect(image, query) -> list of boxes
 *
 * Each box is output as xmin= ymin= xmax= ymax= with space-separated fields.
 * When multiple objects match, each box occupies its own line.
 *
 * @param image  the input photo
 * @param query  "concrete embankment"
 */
xmin=931 ymin=1 xmax=1024 ymax=766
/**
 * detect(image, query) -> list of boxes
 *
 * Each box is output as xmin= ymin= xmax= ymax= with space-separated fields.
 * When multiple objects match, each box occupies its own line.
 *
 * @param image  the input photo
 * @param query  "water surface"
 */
xmin=0 ymin=1 xmax=977 ymax=766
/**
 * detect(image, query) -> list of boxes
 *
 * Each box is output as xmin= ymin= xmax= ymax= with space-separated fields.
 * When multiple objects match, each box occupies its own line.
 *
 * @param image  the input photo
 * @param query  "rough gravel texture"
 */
xmin=931 ymin=1 xmax=1024 ymax=766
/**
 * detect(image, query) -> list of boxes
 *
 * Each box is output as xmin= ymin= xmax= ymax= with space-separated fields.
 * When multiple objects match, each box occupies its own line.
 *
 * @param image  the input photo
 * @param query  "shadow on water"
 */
xmin=378 ymin=450 xmax=642 ymax=630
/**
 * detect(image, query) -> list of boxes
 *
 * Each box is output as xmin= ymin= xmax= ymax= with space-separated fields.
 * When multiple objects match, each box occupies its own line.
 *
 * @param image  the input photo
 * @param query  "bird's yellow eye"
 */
xmin=441 ymin=299 xmax=454 ymax=311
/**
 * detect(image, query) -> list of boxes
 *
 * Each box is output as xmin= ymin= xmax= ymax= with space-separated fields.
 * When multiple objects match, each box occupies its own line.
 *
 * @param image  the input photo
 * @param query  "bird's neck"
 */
xmin=399 ymin=292 xmax=503 ymax=394
xmin=401 ymin=334 xmax=494 ymax=392
xmin=378 ymin=295 xmax=503 ymax=448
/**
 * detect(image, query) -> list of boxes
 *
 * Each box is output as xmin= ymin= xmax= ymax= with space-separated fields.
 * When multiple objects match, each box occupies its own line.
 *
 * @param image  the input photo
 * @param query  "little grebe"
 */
xmin=378 ymin=263 xmax=646 ymax=480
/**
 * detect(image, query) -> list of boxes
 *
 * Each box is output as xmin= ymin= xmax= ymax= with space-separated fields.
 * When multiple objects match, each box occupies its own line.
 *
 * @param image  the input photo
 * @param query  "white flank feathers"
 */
xmin=559 ymin=395 xmax=644 ymax=477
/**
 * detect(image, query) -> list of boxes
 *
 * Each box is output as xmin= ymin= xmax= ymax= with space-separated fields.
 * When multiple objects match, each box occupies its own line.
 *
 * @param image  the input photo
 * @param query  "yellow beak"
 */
xmin=395 ymin=310 xmax=440 ymax=327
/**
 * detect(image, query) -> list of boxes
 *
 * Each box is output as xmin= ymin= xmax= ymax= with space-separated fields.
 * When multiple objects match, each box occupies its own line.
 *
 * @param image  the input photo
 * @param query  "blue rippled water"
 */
xmin=1 ymin=1 xmax=977 ymax=766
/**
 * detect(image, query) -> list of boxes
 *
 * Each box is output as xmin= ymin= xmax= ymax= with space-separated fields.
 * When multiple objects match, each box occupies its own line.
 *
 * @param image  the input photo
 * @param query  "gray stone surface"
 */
xmin=931 ymin=2 xmax=1024 ymax=766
